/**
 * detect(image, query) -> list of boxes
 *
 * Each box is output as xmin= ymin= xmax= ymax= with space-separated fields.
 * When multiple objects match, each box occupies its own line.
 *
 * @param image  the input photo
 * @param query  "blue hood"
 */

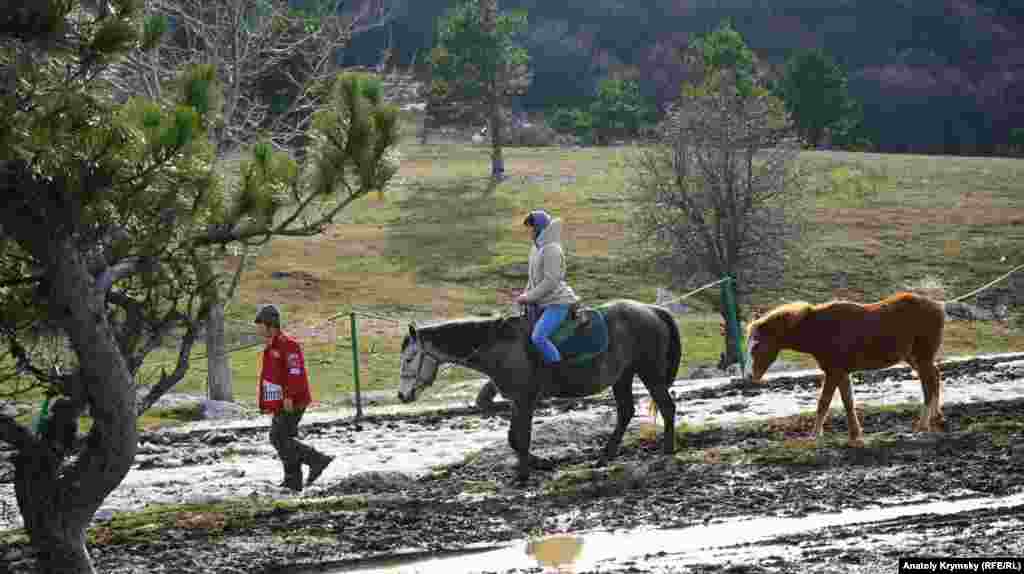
xmin=527 ymin=210 xmax=551 ymax=244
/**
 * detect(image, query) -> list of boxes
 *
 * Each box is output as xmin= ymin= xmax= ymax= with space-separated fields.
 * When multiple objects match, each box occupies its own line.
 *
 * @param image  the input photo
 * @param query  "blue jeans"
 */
xmin=531 ymin=304 xmax=569 ymax=364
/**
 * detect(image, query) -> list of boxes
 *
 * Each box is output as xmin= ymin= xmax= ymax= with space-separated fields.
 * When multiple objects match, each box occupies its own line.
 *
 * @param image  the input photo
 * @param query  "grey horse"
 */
xmin=398 ymin=300 xmax=682 ymax=481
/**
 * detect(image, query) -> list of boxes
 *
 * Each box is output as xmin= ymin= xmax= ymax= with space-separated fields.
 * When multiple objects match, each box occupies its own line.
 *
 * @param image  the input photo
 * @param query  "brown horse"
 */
xmin=745 ymin=292 xmax=945 ymax=446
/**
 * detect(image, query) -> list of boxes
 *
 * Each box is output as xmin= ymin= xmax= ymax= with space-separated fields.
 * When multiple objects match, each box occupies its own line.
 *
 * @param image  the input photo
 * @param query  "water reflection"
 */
xmin=526 ymin=535 xmax=584 ymax=572
xmin=326 ymin=491 xmax=1024 ymax=574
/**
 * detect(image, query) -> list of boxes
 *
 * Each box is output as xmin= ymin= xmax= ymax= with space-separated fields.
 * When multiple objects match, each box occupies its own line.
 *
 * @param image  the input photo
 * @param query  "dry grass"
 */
xmin=817 ymin=203 xmax=1024 ymax=230
xmin=10 ymin=117 xmax=1022 ymax=418
xmin=203 ymin=133 xmax=1023 ymax=407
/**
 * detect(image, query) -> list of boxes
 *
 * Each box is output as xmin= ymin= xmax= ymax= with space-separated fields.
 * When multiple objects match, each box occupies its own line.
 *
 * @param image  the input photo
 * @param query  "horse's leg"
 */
xmin=476 ymin=379 xmax=499 ymax=414
xmin=598 ymin=370 xmax=636 ymax=466
xmin=813 ymin=373 xmax=839 ymax=440
xmin=651 ymin=385 xmax=677 ymax=457
xmin=933 ymin=361 xmax=945 ymax=426
xmin=510 ymin=392 xmax=540 ymax=482
xmin=506 ymin=400 xmax=521 ymax=452
xmin=914 ymin=370 xmax=931 ymax=432
xmin=911 ymin=335 xmax=944 ymax=432
xmin=505 ymin=394 xmax=553 ymax=468
xmin=836 ymin=372 xmax=865 ymax=448
xmin=644 ymin=375 xmax=677 ymax=457
xmin=506 ymin=400 xmax=540 ymax=462
xmin=918 ymin=360 xmax=943 ymax=432
xmin=906 ymin=355 xmax=932 ymax=432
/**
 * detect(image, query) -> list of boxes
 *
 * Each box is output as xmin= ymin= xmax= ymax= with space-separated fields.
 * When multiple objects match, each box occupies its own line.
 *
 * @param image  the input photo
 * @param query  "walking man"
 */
xmin=255 ymin=304 xmax=334 ymax=491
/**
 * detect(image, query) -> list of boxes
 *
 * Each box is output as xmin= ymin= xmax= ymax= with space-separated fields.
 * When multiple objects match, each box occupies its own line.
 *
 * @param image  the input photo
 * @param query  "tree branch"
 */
xmin=0 ymin=274 xmax=43 ymax=288
xmin=3 ymin=332 xmax=52 ymax=385
xmin=135 ymin=319 xmax=199 ymax=414
xmin=222 ymin=247 xmax=248 ymax=305
xmin=94 ymin=256 xmax=151 ymax=294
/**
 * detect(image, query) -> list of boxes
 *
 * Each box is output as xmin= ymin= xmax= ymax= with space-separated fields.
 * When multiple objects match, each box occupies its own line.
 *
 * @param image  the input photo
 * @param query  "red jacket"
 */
xmin=258 ymin=332 xmax=312 ymax=414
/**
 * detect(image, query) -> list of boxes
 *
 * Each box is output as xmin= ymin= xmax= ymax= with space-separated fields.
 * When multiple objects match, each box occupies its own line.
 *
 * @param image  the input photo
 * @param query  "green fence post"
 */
xmin=33 ymin=396 xmax=51 ymax=437
xmin=731 ymin=277 xmax=747 ymax=375
xmin=720 ymin=275 xmax=746 ymax=374
xmin=350 ymin=312 xmax=363 ymax=420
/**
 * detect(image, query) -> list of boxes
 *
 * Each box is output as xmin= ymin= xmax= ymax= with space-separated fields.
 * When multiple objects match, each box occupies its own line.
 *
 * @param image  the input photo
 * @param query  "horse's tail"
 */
xmin=651 ymin=305 xmax=682 ymax=386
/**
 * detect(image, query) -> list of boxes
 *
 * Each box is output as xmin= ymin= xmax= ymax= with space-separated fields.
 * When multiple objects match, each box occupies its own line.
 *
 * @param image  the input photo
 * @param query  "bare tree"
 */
xmin=115 ymin=0 xmax=397 ymax=147
xmin=109 ymin=0 xmax=397 ymax=402
xmin=628 ymin=69 xmax=806 ymax=368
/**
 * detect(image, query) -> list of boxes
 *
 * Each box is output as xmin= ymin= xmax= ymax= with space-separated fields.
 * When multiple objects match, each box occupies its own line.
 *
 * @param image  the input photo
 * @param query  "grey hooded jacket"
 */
xmin=523 ymin=218 xmax=579 ymax=307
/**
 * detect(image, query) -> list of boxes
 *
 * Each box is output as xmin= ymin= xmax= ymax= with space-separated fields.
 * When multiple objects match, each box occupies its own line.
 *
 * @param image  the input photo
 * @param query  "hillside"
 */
xmin=139 ymin=113 xmax=1024 ymax=405
xmin=345 ymin=0 xmax=1024 ymax=155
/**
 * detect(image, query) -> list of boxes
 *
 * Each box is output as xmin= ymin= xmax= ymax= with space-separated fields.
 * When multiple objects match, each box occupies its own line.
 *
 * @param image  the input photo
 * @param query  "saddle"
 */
xmin=527 ymin=302 xmax=610 ymax=366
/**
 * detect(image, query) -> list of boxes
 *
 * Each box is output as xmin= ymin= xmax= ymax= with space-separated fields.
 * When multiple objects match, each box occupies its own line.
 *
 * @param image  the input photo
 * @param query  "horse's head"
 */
xmin=398 ymin=324 xmax=440 ymax=403
xmin=746 ymin=302 xmax=811 ymax=384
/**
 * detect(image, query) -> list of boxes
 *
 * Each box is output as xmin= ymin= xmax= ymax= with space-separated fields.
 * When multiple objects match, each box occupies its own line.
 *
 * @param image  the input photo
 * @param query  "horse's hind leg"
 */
xmin=911 ymin=363 xmax=931 ymax=432
xmin=599 ymin=370 xmax=636 ymax=466
xmin=912 ymin=337 xmax=944 ymax=432
xmin=643 ymin=375 xmax=677 ymax=456
xmin=836 ymin=372 xmax=865 ymax=447
xmin=916 ymin=360 xmax=943 ymax=432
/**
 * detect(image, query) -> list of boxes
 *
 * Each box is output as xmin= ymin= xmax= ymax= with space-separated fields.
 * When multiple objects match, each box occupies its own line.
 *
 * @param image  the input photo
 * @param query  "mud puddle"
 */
xmin=322 ymin=492 xmax=1024 ymax=573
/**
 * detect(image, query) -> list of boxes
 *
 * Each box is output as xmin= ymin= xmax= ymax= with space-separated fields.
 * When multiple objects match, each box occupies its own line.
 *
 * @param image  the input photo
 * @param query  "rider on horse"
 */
xmin=516 ymin=210 xmax=580 ymax=367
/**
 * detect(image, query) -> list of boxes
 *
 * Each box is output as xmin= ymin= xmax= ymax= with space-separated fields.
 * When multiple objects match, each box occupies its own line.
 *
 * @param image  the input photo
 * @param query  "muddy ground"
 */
xmin=2 ymin=355 xmax=1024 ymax=573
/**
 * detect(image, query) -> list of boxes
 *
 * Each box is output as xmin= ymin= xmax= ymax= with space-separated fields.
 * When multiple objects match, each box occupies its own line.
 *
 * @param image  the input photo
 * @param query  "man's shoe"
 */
xmin=306 ymin=454 xmax=334 ymax=487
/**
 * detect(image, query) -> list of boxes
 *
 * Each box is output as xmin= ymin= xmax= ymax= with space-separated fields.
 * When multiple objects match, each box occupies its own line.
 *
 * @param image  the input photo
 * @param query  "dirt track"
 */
xmin=2 ymin=354 xmax=1023 ymax=573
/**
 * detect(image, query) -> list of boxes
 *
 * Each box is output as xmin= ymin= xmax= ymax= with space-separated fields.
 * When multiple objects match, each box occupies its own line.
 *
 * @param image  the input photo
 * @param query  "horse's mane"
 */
xmin=417 ymin=314 xmax=521 ymax=358
xmin=747 ymin=301 xmax=813 ymax=336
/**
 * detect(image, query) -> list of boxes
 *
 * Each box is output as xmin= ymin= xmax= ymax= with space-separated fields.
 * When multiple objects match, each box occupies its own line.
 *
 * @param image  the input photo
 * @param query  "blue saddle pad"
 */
xmin=550 ymin=308 xmax=609 ymax=362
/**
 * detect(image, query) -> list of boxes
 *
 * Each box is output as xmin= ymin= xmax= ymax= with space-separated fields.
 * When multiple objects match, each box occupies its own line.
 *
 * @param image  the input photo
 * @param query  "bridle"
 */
xmin=406 ymin=336 xmax=442 ymax=385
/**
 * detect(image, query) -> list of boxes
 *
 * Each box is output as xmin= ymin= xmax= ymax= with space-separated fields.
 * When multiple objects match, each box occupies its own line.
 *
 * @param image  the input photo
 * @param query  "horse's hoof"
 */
xmin=848 ymin=437 xmax=865 ymax=448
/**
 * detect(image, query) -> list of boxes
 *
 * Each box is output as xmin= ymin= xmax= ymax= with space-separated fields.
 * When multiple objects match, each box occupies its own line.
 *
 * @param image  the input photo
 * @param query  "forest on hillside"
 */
xmin=344 ymin=0 xmax=1024 ymax=155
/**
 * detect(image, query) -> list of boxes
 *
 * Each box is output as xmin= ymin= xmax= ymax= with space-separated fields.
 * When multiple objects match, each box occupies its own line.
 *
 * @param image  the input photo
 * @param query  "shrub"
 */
xmin=508 ymin=122 xmax=559 ymax=147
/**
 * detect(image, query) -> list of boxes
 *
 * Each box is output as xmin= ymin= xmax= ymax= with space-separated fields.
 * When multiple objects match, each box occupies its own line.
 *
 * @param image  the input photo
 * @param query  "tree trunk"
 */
xmin=206 ymin=299 xmax=233 ymax=402
xmin=15 ymin=444 xmax=97 ymax=573
xmin=12 ymin=246 xmax=139 ymax=574
xmin=480 ymin=0 xmax=504 ymax=181
xmin=205 ymin=250 xmax=247 ymax=403
xmin=489 ymin=93 xmax=505 ymax=180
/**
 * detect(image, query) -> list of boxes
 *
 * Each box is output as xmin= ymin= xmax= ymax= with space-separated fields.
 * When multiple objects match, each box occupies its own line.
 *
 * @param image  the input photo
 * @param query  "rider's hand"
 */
xmin=515 ymin=293 xmax=528 ymax=305
xmin=283 ymin=398 xmax=294 ymax=412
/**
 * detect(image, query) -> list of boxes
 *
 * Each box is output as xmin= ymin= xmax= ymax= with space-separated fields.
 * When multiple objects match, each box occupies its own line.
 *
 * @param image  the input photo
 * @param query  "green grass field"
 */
xmin=6 ymin=111 xmax=1024 ymax=425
